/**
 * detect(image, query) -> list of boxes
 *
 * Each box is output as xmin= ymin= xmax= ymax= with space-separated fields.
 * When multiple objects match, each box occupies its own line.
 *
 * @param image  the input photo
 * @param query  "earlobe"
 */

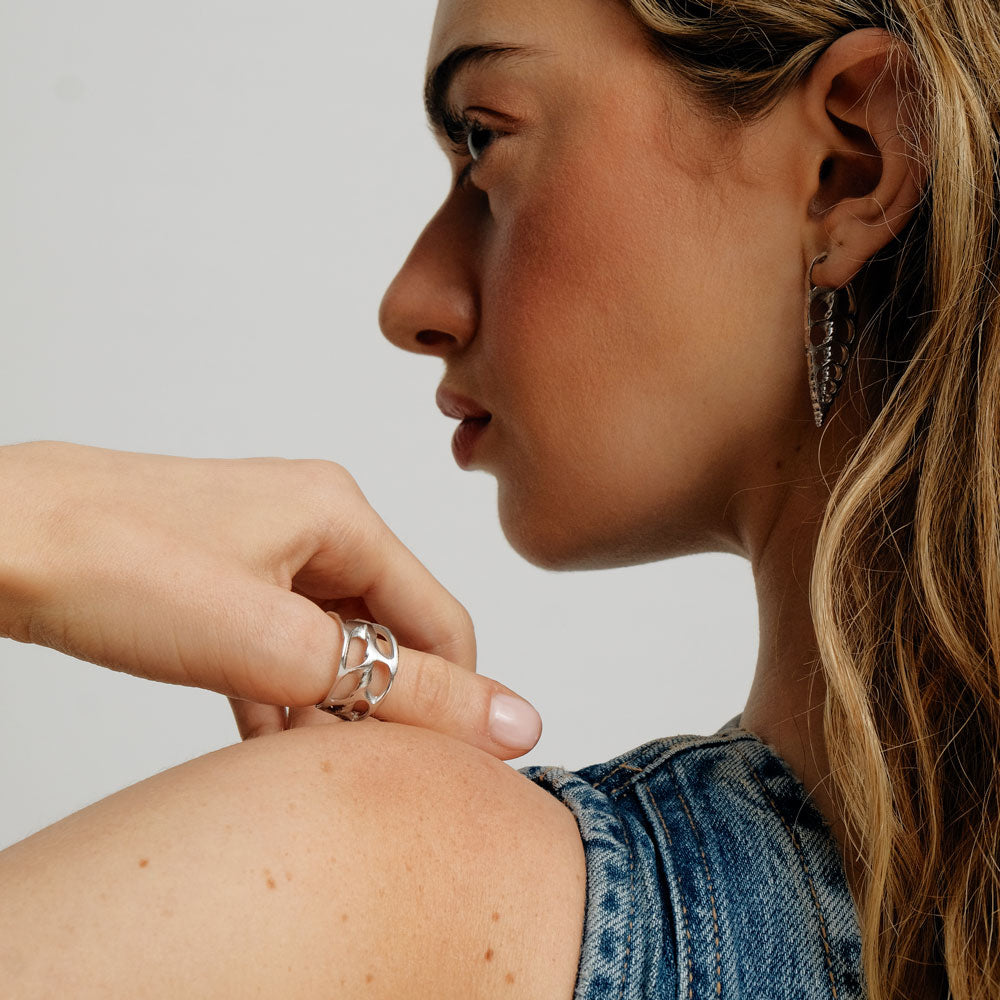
xmin=804 ymin=27 xmax=931 ymax=289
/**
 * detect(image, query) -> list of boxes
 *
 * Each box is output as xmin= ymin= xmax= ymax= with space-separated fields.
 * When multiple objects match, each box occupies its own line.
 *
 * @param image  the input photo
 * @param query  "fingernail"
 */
xmin=489 ymin=693 xmax=542 ymax=749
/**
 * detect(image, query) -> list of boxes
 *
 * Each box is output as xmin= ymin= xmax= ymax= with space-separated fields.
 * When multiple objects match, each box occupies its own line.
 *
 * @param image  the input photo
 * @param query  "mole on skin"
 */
xmin=485 ymin=948 xmax=494 ymax=962
xmin=491 ymin=911 xmax=500 ymax=922
xmin=320 ymin=760 xmax=333 ymax=774
xmin=138 ymin=858 xmax=149 ymax=868
xmin=505 ymin=972 xmax=515 ymax=984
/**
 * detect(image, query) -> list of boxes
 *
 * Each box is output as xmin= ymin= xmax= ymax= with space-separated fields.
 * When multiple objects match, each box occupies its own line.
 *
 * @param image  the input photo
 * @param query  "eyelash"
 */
xmin=441 ymin=108 xmax=503 ymax=190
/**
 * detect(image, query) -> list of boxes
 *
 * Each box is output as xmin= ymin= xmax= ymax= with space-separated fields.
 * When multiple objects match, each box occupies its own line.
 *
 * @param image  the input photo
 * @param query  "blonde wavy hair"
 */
xmin=623 ymin=0 xmax=1000 ymax=997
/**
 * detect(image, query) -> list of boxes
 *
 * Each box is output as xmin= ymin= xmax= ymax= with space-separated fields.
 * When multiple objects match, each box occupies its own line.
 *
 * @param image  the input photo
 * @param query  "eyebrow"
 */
xmin=423 ymin=43 xmax=536 ymax=137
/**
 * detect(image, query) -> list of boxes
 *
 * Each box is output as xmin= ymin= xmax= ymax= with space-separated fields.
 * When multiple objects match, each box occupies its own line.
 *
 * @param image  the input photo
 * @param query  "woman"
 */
xmin=1 ymin=0 xmax=995 ymax=996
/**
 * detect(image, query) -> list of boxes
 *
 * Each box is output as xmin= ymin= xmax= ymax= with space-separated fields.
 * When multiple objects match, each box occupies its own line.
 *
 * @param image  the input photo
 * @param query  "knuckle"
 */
xmin=428 ymin=602 xmax=477 ymax=667
xmin=292 ymin=460 xmax=372 ymax=538
xmin=298 ymin=459 xmax=358 ymax=496
xmin=407 ymin=653 xmax=460 ymax=722
xmin=452 ymin=602 xmax=476 ymax=643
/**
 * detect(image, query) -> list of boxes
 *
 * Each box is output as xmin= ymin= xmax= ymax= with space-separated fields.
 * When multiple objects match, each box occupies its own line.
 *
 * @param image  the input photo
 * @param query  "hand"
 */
xmin=0 ymin=441 xmax=542 ymax=758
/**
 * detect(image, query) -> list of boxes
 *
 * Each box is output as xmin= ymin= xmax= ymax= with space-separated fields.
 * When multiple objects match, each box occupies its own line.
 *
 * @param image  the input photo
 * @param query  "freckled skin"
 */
xmin=320 ymin=760 xmax=332 ymax=774
xmin=0 ymin=701 xmax=589 ymax=997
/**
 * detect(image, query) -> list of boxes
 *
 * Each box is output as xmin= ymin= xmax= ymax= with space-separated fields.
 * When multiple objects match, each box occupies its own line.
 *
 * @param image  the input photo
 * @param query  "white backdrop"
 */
xmin=0 ymin=0 xmax=758 ymax=850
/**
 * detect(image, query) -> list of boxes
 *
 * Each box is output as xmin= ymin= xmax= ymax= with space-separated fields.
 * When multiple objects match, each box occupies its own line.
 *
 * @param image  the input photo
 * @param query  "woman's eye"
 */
xmin=443 ymin=111 xmax=505 ymax=190
xmin=466 ymin=125 xmax=495 ymax=163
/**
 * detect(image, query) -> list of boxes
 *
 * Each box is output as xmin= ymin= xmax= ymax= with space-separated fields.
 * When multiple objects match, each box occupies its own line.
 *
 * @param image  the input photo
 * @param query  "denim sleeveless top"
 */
xmin=518 ymin=717 xmax=866 ymax=999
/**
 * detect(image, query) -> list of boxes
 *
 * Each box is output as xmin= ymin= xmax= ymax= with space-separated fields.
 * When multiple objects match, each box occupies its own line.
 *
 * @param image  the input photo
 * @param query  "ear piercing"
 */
xmin=805 ymin=252 xmax=858 ymax=428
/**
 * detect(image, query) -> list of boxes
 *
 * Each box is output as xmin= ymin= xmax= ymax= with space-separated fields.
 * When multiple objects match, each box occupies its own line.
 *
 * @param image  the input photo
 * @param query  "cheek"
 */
xmin=482 ymin=139 xmax=733 ymax=460
xmin=477 ymin=157 xmax=729 ymax=562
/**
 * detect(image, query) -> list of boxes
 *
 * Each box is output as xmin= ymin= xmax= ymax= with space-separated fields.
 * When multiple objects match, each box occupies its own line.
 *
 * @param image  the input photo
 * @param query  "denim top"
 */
xmin=518 ymin=717 xmax=866 ymax=999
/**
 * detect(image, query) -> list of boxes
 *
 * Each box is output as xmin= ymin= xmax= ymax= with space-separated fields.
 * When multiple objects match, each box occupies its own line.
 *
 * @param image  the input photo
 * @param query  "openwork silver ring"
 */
xmin=315 ymin=612 xmax=399 ymax=721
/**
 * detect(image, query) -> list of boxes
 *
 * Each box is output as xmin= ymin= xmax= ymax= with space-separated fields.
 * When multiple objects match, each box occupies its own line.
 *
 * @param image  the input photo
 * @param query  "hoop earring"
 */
xmin=805 ymin=252 xmax=858 ymax=428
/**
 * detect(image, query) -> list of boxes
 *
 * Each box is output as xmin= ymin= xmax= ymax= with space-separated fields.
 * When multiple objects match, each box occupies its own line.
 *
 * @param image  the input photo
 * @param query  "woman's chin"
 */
xmin=497 ymin=495 xmax=635 ymax=572
xmin=496 ymin=496 xmax=574 ymax=569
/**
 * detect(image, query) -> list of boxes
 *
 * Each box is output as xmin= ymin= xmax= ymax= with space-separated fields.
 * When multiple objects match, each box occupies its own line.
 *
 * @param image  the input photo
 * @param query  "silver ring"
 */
xmin=315 ymin=611 xmax=399 ymax=721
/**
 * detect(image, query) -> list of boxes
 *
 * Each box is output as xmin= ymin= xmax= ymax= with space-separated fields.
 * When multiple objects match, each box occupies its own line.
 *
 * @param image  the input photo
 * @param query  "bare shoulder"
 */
xmin=0 ymin=720 xmax=586 ymax=999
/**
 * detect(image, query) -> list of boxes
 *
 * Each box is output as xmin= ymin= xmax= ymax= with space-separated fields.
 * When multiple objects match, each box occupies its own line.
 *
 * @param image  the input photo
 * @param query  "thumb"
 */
xmin=205 ymin=582 xmax=349 ymax=707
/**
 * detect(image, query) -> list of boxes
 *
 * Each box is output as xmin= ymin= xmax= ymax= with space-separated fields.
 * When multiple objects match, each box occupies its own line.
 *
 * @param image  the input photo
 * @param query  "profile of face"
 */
xmin=379 ymin=0 xmax=893 ymax=571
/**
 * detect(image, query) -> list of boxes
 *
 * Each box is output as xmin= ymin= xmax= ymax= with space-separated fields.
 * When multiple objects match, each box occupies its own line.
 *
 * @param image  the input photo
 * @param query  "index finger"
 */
xmin=290 ymin=474 xmax=476 ymax=670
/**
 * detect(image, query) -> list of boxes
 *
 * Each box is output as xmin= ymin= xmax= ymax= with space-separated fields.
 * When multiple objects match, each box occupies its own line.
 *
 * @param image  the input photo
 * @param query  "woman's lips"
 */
xmin=450 ymin=415 xmax=492 ymax=469
xmin=435 ymin=386 xmax=493 ymax=469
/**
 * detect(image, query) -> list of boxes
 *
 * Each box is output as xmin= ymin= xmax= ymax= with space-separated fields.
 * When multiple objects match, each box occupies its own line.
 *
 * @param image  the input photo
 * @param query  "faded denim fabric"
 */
xmin=518 ymin=719 xmax=866 ymax=999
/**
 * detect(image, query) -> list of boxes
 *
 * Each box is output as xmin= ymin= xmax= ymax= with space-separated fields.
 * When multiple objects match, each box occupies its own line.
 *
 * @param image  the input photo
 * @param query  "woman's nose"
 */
xmin=378 ymin=202 xmax=478 ymax=358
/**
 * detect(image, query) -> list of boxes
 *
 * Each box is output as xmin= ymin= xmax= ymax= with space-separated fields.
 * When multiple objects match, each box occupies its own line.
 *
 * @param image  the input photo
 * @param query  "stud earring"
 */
xmin=805 ymin=251 xmax=858 ymax=428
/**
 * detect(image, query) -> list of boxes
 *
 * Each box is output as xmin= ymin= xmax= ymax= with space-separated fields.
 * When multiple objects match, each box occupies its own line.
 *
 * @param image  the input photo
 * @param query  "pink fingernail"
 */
xmin=489 ymin=694 xmax=542 ymax=749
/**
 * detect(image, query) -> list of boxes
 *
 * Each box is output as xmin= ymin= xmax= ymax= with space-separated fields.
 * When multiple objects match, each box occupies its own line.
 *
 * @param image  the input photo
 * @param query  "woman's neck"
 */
xmin=736 ymin=458 xmax=864 ymax=889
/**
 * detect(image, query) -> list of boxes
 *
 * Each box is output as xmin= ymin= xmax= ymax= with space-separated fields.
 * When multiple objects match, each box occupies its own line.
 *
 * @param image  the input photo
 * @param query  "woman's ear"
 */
xmin=802 ymin=27 xmax=931 ymax=289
